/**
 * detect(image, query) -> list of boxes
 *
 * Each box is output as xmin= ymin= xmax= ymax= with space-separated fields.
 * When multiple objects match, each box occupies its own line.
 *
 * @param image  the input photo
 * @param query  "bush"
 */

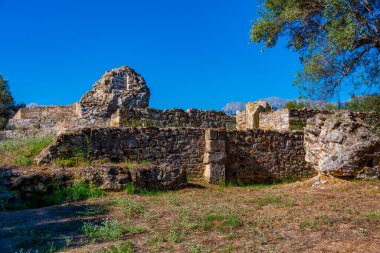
xmin=0 ymin=74 xmax=25 ymax=129
xmin=346 ymin=94 xmax=380 ymax=114
xmin=284 ymin=100 xmax=308 ymax=109
xmin=25 ymin=180 xmax=105 ymax=208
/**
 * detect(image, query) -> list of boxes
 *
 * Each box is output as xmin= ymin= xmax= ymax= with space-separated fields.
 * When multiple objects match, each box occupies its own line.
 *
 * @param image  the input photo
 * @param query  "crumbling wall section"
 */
xmin=3 ymin=105 xmax=79 ymax=138
xmin=37 ymin=127 xmax=206 ymax=177
xmin=224 ymin=129 xmax=314 ymax=183
xmin=116 ymin=108 xmax=236 ymax=129
xmin=259 ymin=109 xmax=290 ymax=131
xmin=38 ymin=127 xmax=315 ymax=183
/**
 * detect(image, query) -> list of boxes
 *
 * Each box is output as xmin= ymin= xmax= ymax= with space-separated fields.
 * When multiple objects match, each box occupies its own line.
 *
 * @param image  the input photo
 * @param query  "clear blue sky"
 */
xmin=0 ymin=0 xmax=303 ymax=110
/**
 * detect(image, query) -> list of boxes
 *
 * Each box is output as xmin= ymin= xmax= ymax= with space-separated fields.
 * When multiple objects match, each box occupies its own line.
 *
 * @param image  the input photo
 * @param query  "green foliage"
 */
xmin=323 ymin=103 xmax=339 ymax=111
xmin=0 ymin=74 xmax=25 ymax=129
xmin=346 ymin=94 xmax=380 ymax=114
xmin=202 ymin=212 xmax=243 ymax=231
xmin=367 ymin=210 xmax=380 ymax=221
xmin=289 ymin=123 xmax=304 ymax=131
xmin=83 ymin=219 xmax=145 ymax=242
xmin=54 ymin=148 xmax=90 ymax=168
xmin=284 ymin=100 xmax=307 ymax=109
xmin=0 ymin=135 xmax=53 ymax=166
xmin=251 ymin=1 xmax=380 ymax=99
xmin=29 ymin=180 xmax=105 ymax=208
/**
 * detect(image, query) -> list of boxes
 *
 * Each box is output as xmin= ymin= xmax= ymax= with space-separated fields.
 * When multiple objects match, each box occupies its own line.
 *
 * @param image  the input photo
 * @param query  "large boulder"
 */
xmin=304 ymin=112 xmax=380 ymax=179
xmin=79 ymin=66 xmax=150 ymax=120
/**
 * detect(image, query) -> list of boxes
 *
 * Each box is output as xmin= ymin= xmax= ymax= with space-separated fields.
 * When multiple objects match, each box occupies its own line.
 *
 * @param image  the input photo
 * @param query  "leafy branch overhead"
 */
xmin=251 ymin=0 xmax=380 ymax=99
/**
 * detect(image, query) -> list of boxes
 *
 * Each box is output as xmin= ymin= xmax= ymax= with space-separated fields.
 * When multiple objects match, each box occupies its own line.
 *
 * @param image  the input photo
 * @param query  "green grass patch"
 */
xmin=0 ymin=135 xmax=53 ymax=166
xmin=367 ymin=210 xmax=380 ymax=221
xmin=15 ymin=180 xmax=106 ymax=209
xmin=83 ymin=219 xmax=146 ymax=242
xmin=54 ymin=148 xmax=90 ymax=168
xmin=299 ymin=214 xmax=335 ymax=230
xmin=289 ymin=123 xmax=304 ymax=131
xmin=112 ymin=198 xmax=145 ymax=216
xmin=43 ymin=180 xmax=105 ymax=205
xmin=202 ymin=212 xmax=243 ymax=231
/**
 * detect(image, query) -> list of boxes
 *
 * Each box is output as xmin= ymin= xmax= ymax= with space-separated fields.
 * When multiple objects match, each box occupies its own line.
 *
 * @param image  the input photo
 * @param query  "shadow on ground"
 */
xmin=0 ymin=202 xmax=110 ymax=253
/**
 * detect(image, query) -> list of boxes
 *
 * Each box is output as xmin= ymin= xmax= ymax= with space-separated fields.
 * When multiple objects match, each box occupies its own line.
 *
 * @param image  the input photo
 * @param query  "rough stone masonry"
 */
xmin=2 ymin=65 xmax=379 ymax=184
xmin=1 ymin=66 xmax=234 ymax=139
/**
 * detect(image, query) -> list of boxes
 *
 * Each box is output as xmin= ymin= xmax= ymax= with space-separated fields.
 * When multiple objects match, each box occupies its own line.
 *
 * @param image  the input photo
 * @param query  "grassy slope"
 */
xmin=0 ymin=179 xmax=379 ymax=253
xmin=0 ymin=135 xmax=53 ymax=166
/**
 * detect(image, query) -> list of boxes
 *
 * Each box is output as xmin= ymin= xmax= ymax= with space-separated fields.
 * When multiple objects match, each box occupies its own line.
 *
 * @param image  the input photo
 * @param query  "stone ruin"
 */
xmin=1 ymin=66 xmax=235 ymax=139
xmin=1 ymin=66 xmax=379 ymax=192
xmin=78 ymin=66 xmax=150 ymax=120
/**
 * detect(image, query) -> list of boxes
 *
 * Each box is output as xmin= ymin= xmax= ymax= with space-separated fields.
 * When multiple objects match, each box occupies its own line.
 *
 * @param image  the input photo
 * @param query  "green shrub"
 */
xmin=323 ymin=103 xmax=339 ymax=111
xmin=54 ymin=148 xmax=90 ymax=168
xmin=367 ymin=210 xmax=380 ymax=221
xmin=284 ymin=101 xmax=308 ymax=109
xmin=24 ymin=181 xmax=105 ymax=208
xmin=346 ymin=94 xmax=380 ymax=114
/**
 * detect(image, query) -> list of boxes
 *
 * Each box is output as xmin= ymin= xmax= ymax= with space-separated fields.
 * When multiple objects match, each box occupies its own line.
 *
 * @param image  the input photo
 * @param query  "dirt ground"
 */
xmin=1 ymin=178 xmax=379 ymax=253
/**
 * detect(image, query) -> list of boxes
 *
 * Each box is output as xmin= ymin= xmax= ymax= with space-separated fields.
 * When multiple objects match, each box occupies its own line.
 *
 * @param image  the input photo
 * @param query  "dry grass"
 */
xmin=1 ymin=178 xmax=379 ymax=253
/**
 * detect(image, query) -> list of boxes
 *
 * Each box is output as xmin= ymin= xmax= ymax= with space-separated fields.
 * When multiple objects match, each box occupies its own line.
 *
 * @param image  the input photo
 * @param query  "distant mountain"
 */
xmin=258 ymin=97 xmax=292 ymax=110
xmin=221 ymin=102 xmax=246 ymax=116
xmin=222 ymin=97 xmax=292 ymax=115
xmin=222 ymin=97 xmax=342 ymax=115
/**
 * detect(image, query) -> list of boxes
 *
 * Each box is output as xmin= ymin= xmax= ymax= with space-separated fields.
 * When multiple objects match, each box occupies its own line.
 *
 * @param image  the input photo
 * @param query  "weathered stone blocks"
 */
xmin=79 ymin=66 xmax=151 ymax=120
xmin=203 ymin=129 xmax=226 ymax=184
xmin=304 ymin=112 xmax=380 ymax=179
xmin=131 ymin=164 xmax=187 ymax=191
xmin=245 ymin=101 xmax=272 ymax=129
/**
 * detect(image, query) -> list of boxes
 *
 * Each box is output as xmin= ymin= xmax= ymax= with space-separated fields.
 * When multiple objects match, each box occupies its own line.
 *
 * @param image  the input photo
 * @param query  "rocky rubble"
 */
xmin=304 ymin=112 xmax=380 ymax=179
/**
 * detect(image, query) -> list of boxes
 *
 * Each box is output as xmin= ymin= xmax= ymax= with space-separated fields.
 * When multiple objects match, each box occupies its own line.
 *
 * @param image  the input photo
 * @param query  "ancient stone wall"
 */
xmin=38 ymin=127 xmax=315 ymax=184
xmin=37 ymin=127 xmax=206 ymax=177
xmin=239 ymin=107 xmax=336 ymax=131
xmin=114 ymin=108 xmax=236 ymax=129
xmin=236 ymin=110 xmax=246 ymax=130
xmin=2 ymin=105 xmax=79 ymax=139
xmin=203 ymin=129 xmax=314 ymax=184
xmin=259 ymin=109 xmax=290 ymax=131
xmin=288 ymin=109 xmax=332 ymax=129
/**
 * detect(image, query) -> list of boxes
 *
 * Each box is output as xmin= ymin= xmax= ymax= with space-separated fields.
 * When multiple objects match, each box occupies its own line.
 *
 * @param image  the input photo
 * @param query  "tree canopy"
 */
xmin=251 ymin=0 xmax=380 ymax=100
xmin=0 ymin=75 xmax=24 ymax=129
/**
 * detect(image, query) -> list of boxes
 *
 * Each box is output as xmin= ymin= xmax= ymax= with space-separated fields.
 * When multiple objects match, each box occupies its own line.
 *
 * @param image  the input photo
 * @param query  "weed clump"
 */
xmin=82 ymin=219 xmax=145 ymax=242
